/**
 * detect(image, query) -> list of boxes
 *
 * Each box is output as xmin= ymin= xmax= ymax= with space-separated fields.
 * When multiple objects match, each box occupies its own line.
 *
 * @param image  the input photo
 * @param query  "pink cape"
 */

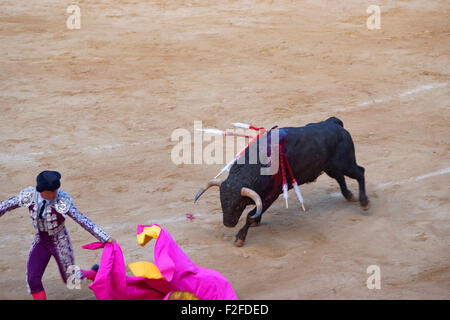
xmin=82 ymin=241 xmax=174 ymax=300
xmin=83 ymin=224 xmax=238 ymax=300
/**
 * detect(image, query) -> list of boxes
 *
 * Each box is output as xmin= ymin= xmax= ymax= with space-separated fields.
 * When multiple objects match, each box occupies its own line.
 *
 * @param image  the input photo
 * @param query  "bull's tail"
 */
xmin=326 ymin=116 xmax=344 ymax=127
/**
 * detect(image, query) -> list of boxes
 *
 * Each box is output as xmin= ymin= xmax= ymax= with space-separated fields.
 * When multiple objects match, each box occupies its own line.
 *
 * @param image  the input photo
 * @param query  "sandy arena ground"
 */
xmin=0 ymin=0 xmax=449 ymax=300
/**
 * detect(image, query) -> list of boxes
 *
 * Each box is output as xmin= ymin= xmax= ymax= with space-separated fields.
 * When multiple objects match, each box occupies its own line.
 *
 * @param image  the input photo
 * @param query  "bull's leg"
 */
xmin=250 ymin=211 xmax=262 ymax=227
xmin=325 ymin=169 xmax=355 ymax=201
xmin=233 ymin=209 xmax=258 ymax=247
xmin=233 ymin=194 xmax=279 ymax=247
xmin=344 ymin=165 xmax=369 ymax=210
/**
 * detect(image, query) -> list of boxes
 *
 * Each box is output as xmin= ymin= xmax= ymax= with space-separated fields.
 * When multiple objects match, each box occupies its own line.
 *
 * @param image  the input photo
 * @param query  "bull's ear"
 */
xmin=194 ymin=179 xmax=222 ymax=202
xmin=241 ymin=187 xmax=262 ymax=219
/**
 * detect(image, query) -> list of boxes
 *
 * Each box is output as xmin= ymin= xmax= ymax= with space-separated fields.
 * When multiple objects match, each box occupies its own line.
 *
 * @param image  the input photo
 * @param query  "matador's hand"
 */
xmin=106 ymin=237 xmax=115 ymax=244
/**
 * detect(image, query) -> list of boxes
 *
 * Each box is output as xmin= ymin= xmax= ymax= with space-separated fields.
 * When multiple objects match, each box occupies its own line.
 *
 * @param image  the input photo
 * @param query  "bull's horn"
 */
xmin=194 ymin=179 xmax=222 ymax=203
xmin=241 ymin=187 xmax=263 ymax=219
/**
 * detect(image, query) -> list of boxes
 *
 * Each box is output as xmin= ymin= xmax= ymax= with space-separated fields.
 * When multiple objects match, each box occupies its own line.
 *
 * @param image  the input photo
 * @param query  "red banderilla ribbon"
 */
xmin=279 ymin=150 xmax=289 ymax=208
xmin=283 ymin=153 xmax=306 ymax=211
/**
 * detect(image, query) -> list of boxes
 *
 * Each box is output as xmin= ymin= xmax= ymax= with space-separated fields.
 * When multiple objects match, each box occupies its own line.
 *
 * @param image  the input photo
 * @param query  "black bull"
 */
xmin=194 ymin=117 xmax=369 ymax=247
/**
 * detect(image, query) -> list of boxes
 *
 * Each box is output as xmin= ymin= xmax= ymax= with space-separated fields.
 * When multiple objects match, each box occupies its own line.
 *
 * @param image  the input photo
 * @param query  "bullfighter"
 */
xmin=0 ymin=170 xmax=114 ymax=300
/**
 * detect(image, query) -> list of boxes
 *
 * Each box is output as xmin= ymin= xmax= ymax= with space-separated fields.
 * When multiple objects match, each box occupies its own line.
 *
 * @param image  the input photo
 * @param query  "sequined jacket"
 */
xmin=0 ymin=187 xmax=110 ymax=242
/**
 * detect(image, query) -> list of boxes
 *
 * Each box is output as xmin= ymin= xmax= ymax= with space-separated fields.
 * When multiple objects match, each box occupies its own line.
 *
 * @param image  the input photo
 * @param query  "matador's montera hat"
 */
xmin=36 ymin=170 xmax=61 ymax=192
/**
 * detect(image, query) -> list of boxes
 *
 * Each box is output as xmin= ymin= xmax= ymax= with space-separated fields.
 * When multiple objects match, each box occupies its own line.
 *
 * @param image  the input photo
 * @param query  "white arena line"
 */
xmin=145 ymin=167 xmax=450 ymax=226
xmin=1 ymin=82 xmax=447 ymax=159
xmin=329 ymin=82 xmax=447 ymax=114
xmin=3 ymin=141 xmax=155 ymax=159
xmin=377 ymin=167 xmax=450 ymax=190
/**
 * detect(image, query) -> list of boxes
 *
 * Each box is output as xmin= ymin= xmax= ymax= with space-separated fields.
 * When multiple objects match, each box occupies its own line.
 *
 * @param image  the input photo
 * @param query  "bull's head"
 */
xmin=194 ymin=178 xmax=262 ymax=227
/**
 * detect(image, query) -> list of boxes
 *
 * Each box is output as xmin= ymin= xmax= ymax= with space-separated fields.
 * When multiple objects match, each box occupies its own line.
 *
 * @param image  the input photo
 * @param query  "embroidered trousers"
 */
xmin=26 ymin=227 xmax=79 ymax=293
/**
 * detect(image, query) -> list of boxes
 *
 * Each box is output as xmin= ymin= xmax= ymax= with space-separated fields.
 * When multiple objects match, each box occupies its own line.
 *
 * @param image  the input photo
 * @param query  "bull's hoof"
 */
xmin=361 ymin=202 xmax=370 ymax=211
xmin=233 ymin=237 xmax=245 ymax=247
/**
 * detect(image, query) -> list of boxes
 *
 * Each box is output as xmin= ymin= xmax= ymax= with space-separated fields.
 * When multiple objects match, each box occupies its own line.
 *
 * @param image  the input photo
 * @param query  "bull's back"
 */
xmin=281 ymin=118 xmax=350 ymax=184
xmin=230 ymin=117 xmax=351 ymax=191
